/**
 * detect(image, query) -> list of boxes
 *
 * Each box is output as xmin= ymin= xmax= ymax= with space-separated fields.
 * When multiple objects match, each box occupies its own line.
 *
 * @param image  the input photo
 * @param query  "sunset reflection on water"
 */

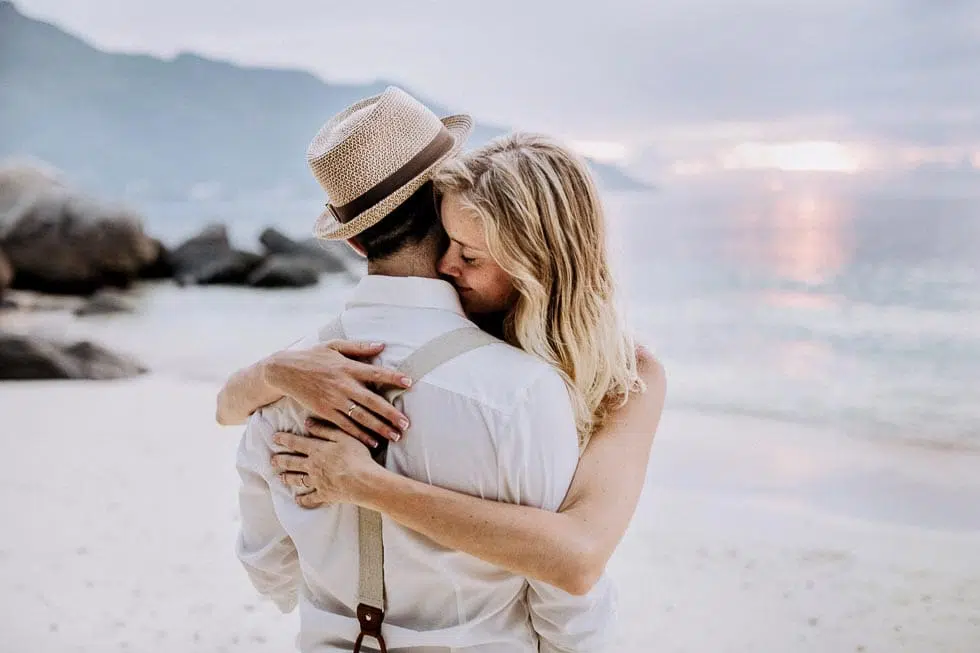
xmin=729 ymin=188 xmax=854 ymax=289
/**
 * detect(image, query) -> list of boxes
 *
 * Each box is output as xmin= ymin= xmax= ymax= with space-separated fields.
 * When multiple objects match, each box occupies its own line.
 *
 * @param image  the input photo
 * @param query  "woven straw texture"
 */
xmin=308 ymin=86 xmax=472 ymax=240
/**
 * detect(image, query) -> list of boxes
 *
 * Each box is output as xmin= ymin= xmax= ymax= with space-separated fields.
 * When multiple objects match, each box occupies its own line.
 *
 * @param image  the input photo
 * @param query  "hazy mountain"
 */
xmin=0 ymin=2 xmax=648 ymax=200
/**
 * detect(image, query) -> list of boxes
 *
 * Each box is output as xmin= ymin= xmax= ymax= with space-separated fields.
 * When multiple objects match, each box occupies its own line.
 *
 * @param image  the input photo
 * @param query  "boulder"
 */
xmin=171 ymin=224 xmax=263 ymax=285
xmin=0 ymin=161 xmax=63 ymax=221
xmin=139 ymin=238 xmax=174 ymax=280
xmin=183 ymin=251 xmax=264 ymax=286
xmin=0 ymin=164 xmax=158 ymax=295
xmin=61 ymin=340 xmax=146 ymax=379
xmin=259 ymin=227 xmax=361 ymax=277
xmin=0 ymin=333 xmax=146 ymax=380
xmin=0 ymin=248 xmax=12 ymax=298
xmin=246 ymin=255 xmax=321 ymax=288
xmin=74 ymin=291 xmax=134 ymax=317
xmin=169 ymin=224 xmax=231 ymax=274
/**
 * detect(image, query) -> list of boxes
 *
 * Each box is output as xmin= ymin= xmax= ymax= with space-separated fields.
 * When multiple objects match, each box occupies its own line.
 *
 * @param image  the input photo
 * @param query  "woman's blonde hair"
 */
xmin=433 ymin=133 xmax=643 ymax=448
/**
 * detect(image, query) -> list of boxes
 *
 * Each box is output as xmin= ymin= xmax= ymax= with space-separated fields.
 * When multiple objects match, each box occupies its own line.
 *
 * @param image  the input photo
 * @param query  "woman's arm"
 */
xmin=274 ymin=349 xmax=666 ymax=595
xmin=215 ymin=357 xmax=285 ymax=426
xmin=215 ymin=340 xmax=413 ymax=445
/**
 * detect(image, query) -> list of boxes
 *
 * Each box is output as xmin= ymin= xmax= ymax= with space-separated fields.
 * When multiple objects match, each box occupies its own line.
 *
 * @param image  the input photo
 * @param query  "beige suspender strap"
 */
xmin=316 ymin=319 xmax=500 ymax=652
xmin=358 ymin=326 xmax=500 ymax=613
xmin=383 ymin=327 xmax=502 ymax=404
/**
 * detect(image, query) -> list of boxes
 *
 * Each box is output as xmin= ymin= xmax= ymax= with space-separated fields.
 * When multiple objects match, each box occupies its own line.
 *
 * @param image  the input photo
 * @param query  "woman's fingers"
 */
xmin=296 ymin=491 xmax=324 ymax=509
xmin=324 ymin=339 xmax=385 ymax=359
xmin=278 ymin=471 xmax=310 ymax=489
xmin=270 ymin=452 xmax=309 ymax=474
xmin=347 ymin=359 xmax=413 ymax=390
xmin=322 ymin=411 xmax=379 ymax=448
xmin=271 ymin=431 xmax=314 ymax=454
xmin=346 ymin=386 xmax=406 ymax=440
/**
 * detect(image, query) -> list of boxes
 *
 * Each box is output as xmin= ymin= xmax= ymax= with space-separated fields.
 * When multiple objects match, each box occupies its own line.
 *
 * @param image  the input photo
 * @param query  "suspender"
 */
xmin=317 ymin=317 xmax=500 ymax=652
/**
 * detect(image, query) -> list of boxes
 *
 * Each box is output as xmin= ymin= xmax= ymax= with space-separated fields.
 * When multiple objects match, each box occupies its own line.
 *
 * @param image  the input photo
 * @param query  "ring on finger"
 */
xmin=347 ymin=402 xmax=358 ymax=419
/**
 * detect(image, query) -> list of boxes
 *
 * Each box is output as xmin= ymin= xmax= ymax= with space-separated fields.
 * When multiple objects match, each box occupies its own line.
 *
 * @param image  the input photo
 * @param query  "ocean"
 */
xmin=9 ymin=180 xmax=979 ymax=451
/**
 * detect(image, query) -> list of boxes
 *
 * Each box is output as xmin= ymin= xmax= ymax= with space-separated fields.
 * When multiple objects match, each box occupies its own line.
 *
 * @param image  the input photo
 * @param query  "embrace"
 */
xmin=217 ymin=87 xmax=666 ymax=652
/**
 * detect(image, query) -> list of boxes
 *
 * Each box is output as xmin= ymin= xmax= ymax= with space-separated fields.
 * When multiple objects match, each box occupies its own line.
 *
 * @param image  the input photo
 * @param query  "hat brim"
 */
xmin=313 ymin=114 xmax=473 ymax=241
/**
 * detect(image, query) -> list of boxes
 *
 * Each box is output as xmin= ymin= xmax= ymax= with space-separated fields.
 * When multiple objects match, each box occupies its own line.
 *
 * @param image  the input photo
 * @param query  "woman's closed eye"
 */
xmin=461 ymin=254 xmax=477 ymax=266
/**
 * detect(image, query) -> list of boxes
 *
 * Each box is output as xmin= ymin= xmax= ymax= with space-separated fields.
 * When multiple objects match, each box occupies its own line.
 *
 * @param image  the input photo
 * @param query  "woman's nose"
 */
xmin=437 ymin=254 xmax=457 ymax=278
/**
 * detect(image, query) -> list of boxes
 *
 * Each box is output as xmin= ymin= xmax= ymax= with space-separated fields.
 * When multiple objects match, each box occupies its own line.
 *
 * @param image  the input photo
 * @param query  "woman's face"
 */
xmin=437 ymin=192 xmax=518 ymax=316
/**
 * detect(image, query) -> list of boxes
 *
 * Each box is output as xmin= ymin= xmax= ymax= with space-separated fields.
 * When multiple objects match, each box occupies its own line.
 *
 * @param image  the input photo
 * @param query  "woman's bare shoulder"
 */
xmin=636 ymin=344 xmax=666 ymax=388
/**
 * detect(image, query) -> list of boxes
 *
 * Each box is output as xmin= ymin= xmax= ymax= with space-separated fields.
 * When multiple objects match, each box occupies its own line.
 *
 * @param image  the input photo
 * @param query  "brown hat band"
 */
xmin=329 ymin=127 xmax=454 ymax=224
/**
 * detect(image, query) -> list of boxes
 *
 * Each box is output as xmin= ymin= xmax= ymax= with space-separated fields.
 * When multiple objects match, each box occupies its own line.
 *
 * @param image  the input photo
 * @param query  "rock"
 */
xmin=169 ymin=224 xmax=231 ymax=274
xmin=0 ymin=333 xmax=145 ymax=380
xmin=246 ymin=255 xmax=321 ymax=288
xmin=61 ymin=340 xmax=146 ymax=379
xmin=259 ymin=227 xmax=361 ymax=277
xmin=0 ymin=289 xmax=83 ymax=312
xmin=187 ymin=251 xmax=264 ymax=286
xmin=170 ymin=224 xmax=263 ymax=285
xmin=0 ymin=164 xmax=159 ymax=295
xmin=0 ymin=161 xmax=63 ymax=221
xmin=74 ymin=291 xmax=134 ymax=317
xmin=0 ymin=248 xmax=12 ymax=298
xmin=139 ymin=238 xmax=174 ymax=279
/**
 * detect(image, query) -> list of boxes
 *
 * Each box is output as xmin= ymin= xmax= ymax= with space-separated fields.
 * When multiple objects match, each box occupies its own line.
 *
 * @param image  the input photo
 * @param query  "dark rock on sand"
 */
xmin=139 ymin=238 xmax=175 ymax=280
xmin=0 ymin=333 xmax=146 ymax=380
xmin=185 ymin=251 xmax=265 ymax=286
xmin=246 ymin=255 xmax=321 ymax=288
xmin=0 ymin=164 xmax=159 ymax=295
xmin=171 ymin=224 xmax=264 ymax=285
xmin=74 ymin=291 xmax=134 ymax=317
xmin=259 ymin=227 xmax=361 ymax=277
xmin=0 ymin=248 xmax=12 ymax=298
xmin=169 ymin=224 xmax=231 ymax=274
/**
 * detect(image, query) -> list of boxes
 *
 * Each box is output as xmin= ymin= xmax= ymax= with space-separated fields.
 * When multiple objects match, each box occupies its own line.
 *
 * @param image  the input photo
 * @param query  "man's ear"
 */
xmin=345 ymin=238 xmax=367 ymax=258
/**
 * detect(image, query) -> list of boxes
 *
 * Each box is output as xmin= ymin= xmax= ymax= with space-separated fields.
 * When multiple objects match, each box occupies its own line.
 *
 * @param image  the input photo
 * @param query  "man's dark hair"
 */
xmin=353 ymin=181 xmax=442 ymax=260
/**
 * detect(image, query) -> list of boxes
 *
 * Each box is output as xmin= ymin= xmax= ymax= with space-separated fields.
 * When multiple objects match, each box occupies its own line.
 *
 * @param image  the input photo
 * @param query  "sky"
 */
xmin=13 ymin=0 xmax=980 ymax=177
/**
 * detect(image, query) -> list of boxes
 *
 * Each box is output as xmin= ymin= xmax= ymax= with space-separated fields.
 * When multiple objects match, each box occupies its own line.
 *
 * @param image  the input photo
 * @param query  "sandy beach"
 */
xmin=1 ymin=376 xmax=978 ymax=652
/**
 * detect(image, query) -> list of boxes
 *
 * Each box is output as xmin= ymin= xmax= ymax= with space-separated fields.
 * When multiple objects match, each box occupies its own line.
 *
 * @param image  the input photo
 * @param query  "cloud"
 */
xmin=14 ymin=0 xmax=980 ymax=152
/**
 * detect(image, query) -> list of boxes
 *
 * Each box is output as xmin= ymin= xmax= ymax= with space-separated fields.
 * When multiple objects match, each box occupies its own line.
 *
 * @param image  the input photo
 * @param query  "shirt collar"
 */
xmin=346 ymin=275 xmax=465 ymax=316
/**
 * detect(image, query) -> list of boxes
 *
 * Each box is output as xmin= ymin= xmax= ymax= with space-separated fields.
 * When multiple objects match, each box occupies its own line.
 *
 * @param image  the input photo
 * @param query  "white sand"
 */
xmin=1 ymin=377 xmax=978 ymax=652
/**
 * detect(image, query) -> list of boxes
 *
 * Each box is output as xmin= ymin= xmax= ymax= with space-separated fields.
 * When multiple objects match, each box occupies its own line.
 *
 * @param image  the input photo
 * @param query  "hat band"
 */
xmin=329 ymin=127 xmax=454 ymax=224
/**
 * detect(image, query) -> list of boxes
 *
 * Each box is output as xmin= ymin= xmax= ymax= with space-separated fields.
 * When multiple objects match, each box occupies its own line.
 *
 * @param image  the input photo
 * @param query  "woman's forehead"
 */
xmin=440 ymin=194 xmax=485 ymax=247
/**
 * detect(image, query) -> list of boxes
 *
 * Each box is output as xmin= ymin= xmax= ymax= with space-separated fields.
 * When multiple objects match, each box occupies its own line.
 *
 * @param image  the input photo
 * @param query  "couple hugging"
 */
xmin=217 ymin=87 xmax=666 ymax=652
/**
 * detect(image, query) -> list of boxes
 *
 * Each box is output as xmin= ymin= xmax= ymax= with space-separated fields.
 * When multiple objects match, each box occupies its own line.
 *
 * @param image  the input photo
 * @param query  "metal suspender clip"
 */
xmin=353 ymin=603 xmax=387 ymax=653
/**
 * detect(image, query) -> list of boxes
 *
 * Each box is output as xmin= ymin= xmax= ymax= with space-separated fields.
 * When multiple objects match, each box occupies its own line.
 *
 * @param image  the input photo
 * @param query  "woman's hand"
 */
xmin=270 ymin=418 xmax=383 ymax=509
xmin=262 ymin=340 xmax=413 ymax=447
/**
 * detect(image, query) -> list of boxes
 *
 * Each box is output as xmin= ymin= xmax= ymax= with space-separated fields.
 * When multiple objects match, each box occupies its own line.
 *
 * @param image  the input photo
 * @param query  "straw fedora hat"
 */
xmin=308 ymin=86 xmax=473 ymax=240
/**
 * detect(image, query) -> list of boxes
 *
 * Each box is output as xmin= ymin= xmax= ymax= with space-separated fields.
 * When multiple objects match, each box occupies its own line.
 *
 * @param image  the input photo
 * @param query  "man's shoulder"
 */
xmin=420 ymin=337 xmax=568 ymax=418
xmin=254 ymin=396 xmax=310 ymax=434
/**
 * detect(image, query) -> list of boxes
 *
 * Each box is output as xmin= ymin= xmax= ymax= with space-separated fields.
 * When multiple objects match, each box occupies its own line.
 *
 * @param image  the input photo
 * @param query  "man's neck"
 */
xmin=366 ymin=248 xmax=440 ymax=279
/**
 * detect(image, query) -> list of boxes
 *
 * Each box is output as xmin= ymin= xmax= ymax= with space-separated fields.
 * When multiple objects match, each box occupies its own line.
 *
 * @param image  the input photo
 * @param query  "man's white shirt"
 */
xmin=236 ymin=275 xmax=615 ymax=652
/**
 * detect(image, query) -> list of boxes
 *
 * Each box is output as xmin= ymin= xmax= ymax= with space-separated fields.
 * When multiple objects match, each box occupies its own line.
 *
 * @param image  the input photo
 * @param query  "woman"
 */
xmin=217 ymin=133 xmax=666 ymax=595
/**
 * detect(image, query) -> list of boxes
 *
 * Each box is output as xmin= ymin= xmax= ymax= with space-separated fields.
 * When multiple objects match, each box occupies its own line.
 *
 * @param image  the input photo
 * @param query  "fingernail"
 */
xmin=391 ymin=432 xmax=401 ymax=442
xmin=371 ymin=342 xmax=384 ymax=348
xmin=401 ymin=376 xmax=413 ymax=387
xmin=272 ymin=435 xmax=282 ymax=445
xmin=369 ymin=439 xmax=379 ymax=448
xmin=399 ymin=418 xmax=410 ymax=430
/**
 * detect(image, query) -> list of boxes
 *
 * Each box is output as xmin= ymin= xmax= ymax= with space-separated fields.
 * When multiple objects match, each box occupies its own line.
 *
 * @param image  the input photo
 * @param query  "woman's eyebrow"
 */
xmin=450 ymin=236 xmax=480 ymax=251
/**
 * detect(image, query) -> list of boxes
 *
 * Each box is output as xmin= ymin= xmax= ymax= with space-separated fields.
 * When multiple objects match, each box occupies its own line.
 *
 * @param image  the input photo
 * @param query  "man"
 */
xmin=235 ymin=87 xmax=614 ymax=652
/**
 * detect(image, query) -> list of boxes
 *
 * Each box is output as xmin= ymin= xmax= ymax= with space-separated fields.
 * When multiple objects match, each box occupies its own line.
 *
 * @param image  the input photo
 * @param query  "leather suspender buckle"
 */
xmin=353 ymin=603 xmax=387 ymax=653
